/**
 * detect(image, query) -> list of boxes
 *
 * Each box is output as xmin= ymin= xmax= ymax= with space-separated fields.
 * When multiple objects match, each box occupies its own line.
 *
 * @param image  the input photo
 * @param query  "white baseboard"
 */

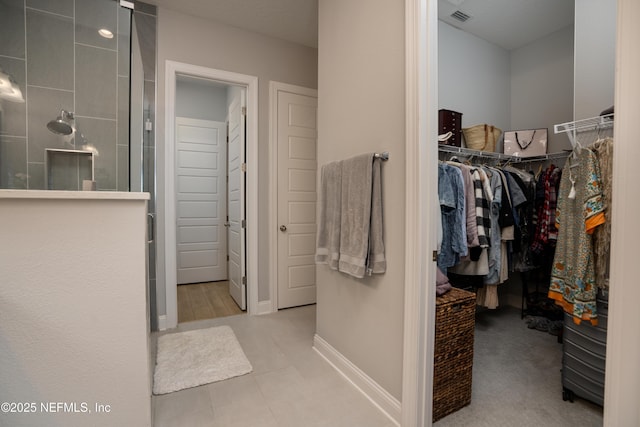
xmin=313 ymin=334 xmax=401 ymax=426
xmin=256 ymin=300 xmax=274 ymax=315
xmin=158 ymin=315 xmax=167 ymax=331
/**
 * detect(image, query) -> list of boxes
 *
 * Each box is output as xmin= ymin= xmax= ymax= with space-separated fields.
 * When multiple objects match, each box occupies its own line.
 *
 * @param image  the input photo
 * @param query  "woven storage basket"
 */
xmin=462 ymin=124 xmax=501 ymax=152
xmin=433 ymin=287 xmax=476 ymax=422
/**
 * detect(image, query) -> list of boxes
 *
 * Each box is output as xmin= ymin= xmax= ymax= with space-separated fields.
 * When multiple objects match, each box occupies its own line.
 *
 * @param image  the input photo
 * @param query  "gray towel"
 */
xmin=338 ymin=154 xmax=386 ymax=278
xmin=368 ymin=157 xmax=386 ymax=274
xmin=315 ymin=160 xmax=342 ymax=270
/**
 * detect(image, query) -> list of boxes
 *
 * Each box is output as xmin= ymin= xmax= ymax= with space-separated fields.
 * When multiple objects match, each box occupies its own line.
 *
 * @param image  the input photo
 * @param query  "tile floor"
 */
xmin=152 ymin=305 xmax=395 ymax=427
xmin=152 ymin=304 xmax=604 ymax=427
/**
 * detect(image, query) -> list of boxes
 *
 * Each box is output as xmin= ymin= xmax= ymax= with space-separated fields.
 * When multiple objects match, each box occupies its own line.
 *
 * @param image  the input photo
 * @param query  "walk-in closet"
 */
xmin=433 ymin=0 xmax=615 ymax=424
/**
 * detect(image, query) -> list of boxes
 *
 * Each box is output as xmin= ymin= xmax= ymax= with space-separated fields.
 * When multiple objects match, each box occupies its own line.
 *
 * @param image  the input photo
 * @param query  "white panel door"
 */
xmin=227 ymin=88 xmax=247 ymax=310
xmin=277 ymin=89 xmax=318 ymax=309
xmin=176 ymin=117 xmax=227 ymax=284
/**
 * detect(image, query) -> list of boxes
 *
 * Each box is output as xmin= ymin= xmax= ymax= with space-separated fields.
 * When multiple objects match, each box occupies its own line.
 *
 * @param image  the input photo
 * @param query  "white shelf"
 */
xmin=438 ymin=144 xmax=569 ymax=163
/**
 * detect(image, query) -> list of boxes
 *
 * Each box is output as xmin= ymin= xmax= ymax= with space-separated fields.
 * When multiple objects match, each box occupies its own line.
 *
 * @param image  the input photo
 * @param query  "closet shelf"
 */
xmin=554 ymin=113 xmax=614 ymax=135
xmin=438 ymin=144 xmax=569 ymax=163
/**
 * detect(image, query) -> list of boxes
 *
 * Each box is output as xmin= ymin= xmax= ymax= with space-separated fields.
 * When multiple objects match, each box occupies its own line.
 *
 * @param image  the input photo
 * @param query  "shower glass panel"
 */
xmin=131 ymin=2 xmax=158 ymax=331
xmin=0 ymin=0 xmax=131 ymax=191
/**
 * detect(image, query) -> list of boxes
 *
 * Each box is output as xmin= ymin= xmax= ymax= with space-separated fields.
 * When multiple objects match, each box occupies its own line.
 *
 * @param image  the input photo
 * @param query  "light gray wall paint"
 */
xmin=316 ymin=0 xmax=405 ymax=400
xmin=438 ymin=21 xmax=511 ymax=135
xmin=176 ymin=79 xmax=228 ymax=122
xmin=155 ymin=7 xmax=318 ymax=314
xmin=439 ymin=21 xmax=574 ymax=154
xmin=574 ymin=0 xmax=616 ymax=120
xmin=510 ymin=26 xmax=574 ymax=153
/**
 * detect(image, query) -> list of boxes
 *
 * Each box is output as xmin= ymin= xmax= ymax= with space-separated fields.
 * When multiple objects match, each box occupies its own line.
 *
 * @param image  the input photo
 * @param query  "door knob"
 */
xmin=224 ymin=221 xmax=230 ymax=227
xmin=280 ymin=225 xmax=287 ymax=232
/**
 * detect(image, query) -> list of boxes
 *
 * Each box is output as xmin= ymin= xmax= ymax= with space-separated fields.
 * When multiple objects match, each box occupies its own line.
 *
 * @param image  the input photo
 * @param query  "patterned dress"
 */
xmin=548 ymin=148 xmax=606 ymax=325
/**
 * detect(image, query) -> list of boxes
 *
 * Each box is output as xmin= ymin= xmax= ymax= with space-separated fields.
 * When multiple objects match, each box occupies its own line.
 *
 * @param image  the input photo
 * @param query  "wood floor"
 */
xmin=177 ymin=281 xmax=244 ymax=323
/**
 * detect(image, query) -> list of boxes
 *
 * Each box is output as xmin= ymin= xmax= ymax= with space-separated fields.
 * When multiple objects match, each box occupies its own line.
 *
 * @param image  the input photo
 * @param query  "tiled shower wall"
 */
xmin=0 ymin=0 xmax=131 ymax=190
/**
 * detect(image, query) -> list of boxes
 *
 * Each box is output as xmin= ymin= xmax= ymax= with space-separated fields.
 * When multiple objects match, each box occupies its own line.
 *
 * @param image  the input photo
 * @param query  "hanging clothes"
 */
xmin=531 ymin=165 xmax=561 ymax=256
xmin=548 ymin=148 xmax=606 ymax=326
xmin=437 ymin=163 xmax=468 ymax=269
xmin=446 ymin=161 xmax=480 ymax=248
xmin=449 ymin=167 xmax=492 ymax=277
xmin=591 ymin=137 xmax=613 ymax=289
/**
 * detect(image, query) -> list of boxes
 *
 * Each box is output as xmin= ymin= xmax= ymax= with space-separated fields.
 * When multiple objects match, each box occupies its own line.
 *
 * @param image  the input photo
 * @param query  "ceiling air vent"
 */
xmin=450 ymin=10 xmax=471 ymax=23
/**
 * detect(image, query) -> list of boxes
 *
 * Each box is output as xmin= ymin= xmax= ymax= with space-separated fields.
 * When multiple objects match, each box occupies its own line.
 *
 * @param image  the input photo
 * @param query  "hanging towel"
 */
xmin=338 ymin=154 xmax=386 ymax=278
xmin=368 ymin=157 xmax=386 ymax=274
xmin=338 ymin=154 xmax=373 ymax=278
xmin=315 ymin=160 xmax=343 ymax=270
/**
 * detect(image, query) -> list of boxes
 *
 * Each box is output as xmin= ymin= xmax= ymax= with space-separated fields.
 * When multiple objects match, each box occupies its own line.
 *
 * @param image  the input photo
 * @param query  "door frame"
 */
xmin=401 ymin=0 xmax=436 ymax=425
xmin=402 ymin=0 xmax=640 ymax=425
xmin=163 ymin=60 xmax=259 ymax=328
xmin=268 ymin=81 xmax=319 ymax=312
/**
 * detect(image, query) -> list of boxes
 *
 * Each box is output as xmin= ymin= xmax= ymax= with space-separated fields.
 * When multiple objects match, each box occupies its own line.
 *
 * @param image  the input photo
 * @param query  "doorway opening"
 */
xmin=163 ymin=61 xmax=259 ymax=330
xmin=174 ymin=76 xmax=247 ymax=324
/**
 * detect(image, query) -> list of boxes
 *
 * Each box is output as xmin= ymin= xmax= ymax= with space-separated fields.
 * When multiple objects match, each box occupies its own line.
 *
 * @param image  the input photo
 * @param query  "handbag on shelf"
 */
xmin=462 ymin=124 xmax=502 ymax=152
xmin=503 ymin=128 xmax=548 ymax=157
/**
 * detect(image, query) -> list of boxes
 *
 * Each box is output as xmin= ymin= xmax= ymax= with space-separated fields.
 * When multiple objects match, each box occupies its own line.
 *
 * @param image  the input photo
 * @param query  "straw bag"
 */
xmin=462 ymin=124 xmax=502 ymax=152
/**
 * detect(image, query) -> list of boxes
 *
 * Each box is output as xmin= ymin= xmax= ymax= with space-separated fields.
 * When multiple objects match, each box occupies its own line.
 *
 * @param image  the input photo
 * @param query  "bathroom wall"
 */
xmin=316 ymin=0 xmax=406 ymax=401
xmin=0 ymin=0 xmax=131 ymax=191
xmin=176 ymin=78 xmax=228 ymax=122
xmin=155 ymin=7 xmax=318 ymax=314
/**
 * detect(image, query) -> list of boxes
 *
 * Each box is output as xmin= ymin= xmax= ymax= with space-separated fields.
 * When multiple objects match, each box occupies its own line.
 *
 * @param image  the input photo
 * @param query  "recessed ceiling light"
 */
xmin=98 ymin=28 xmax=114 ymax=39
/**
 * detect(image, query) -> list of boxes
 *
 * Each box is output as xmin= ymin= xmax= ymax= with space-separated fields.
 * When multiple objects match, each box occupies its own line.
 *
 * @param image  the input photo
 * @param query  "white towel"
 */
xmin=315 ymin=160 xmax=342 ymax=270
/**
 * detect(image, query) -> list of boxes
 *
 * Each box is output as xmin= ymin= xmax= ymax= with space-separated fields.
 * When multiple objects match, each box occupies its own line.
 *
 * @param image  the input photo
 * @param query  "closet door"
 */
xmin=276 ymin=86 xmax=318 ymax=309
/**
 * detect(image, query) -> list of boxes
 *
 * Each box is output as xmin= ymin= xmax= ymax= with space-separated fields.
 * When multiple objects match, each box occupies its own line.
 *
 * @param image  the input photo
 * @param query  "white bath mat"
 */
xmin=153 ymin=325 xmax=252 ymax=394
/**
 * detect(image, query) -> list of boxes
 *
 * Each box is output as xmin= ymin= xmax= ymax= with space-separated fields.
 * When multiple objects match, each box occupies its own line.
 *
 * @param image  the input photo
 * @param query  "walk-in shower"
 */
xmin=0 ymin=0 xmax=158 ymax=329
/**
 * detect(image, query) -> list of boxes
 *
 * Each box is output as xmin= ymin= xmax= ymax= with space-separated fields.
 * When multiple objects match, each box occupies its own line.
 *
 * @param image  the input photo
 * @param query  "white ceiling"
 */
xmin=143 ymin=0 xmax=574 ymax=51
xmin=438 ymin=0 xmax=574 ymax=50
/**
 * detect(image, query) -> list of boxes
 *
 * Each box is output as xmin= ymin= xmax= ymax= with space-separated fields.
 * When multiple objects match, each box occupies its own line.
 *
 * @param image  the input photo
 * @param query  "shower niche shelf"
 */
xmin=45 ymin=149 xmax=95 ymax=191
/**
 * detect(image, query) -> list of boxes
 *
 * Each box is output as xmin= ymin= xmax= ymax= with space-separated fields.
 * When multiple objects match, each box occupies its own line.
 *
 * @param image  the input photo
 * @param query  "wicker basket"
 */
xmin=433 ymin=287 xmax=476 ymax=422
xmin=462 ymin=124 xmax=501 ymax=152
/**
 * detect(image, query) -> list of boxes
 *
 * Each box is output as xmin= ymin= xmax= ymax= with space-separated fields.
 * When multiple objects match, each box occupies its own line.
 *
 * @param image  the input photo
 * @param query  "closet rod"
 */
xmin=438 ymin=144 xmax=568 ymax=163
xmin=374 ymin=151 xmax=390 ymax=161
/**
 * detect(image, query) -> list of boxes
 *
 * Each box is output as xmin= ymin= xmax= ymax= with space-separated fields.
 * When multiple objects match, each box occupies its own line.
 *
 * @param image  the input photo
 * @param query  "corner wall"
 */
xmin=155 ymin=8 xmax=318 ymax=316
xmin=438 ymin=21 xmax=511 ymax=133
xmin=510 ymin=26 xmax=574 ymax=153
xmin=316 ymin=0 xmax=406 ymax=400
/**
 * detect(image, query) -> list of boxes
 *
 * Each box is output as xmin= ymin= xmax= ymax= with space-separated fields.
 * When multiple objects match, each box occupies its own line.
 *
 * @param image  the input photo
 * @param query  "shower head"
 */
xmin=47 ymin=110 xmax=75 ymax=135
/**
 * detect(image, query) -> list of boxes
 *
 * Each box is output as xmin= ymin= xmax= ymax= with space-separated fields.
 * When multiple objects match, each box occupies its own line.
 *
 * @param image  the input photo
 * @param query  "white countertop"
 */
xmin=0 ymin=189 xmax=150 ymax=200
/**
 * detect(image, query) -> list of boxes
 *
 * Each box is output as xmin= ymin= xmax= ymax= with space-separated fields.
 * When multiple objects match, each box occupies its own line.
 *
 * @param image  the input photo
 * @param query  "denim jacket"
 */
xmin=437 ymin=164 xmax=467 ymax=268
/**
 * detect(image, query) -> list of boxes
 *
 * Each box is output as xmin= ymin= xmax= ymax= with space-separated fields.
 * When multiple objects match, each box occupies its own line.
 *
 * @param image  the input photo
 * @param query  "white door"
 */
xmin=276 ymin=88 xmax=318 ymax=309
xmin=227 ymin=87 xmax=247 ymax=310
xmin=176 ymin=117 xmax=227 ymax=284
